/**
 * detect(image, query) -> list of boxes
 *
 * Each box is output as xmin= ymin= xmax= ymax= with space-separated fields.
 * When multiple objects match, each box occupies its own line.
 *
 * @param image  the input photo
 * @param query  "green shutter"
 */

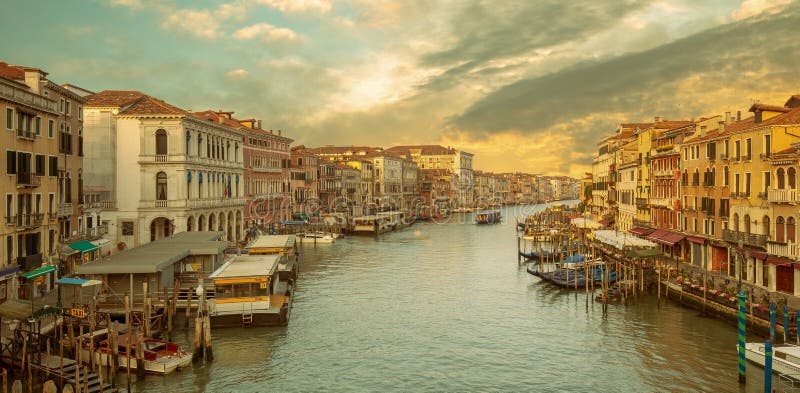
xmin=6 ymin=151 xmax=15 ymax=175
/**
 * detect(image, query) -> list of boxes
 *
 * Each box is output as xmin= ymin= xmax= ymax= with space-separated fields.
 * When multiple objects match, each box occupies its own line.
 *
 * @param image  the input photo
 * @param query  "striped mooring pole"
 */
xmin=738 ymin=291 xmax=747 ymax=384
xmin=764 ymin=340 xmax=773 ymax=393
xmin=770 ymin=302 xmax=776 ymax=342
xmin=796 ymin=310 xmax=800 ymax=346
xmin=785 ymin=304 xmax=790 ymax=343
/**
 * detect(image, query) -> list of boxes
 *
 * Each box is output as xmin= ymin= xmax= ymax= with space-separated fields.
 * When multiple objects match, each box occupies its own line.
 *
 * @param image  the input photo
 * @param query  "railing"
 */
xmin=635 ymin=198 xmax=648 ymax=209
xmin=47 ymin=212 xmax=57 ymax=220
xmin=16 ymin=128 xmax=36 ymax=140
xmin=155 ymin=154 xmax=168 ymax=162
xmin=722 ymin=229 xmax=767 ymax=248
xmin=16 ymin=172 xmax=41 ymax=187
xmin=760 ymin=153 xmax=771 ymax=160
xmin=252 ymin=166 xmax=283 ymax=173
xmin=155 ymin=200 xmax=168 ymax=208
xmin=742 ymin=155 xmax=752 ymax=161
xmin=767 ymin=242 xmax=799 ymax=260
xmin=632 ymin=219 xmax=650 ymax=227
xmin=186 ymin=197 xmax=247 ymax=209
xmin=99 ymin=200 xmax=117 ymax=210
xmin=58 ymin=203 xmax=73 ymax=216
xmin=6 ymin=213 xmax=44 ymax=229
xmin=0 ymin=81 xmax=58 ymax=113
xmin=649 ymin=197 xmax=671 ymax=207
xmin=768 ymin=188 xmax=799 ymax=203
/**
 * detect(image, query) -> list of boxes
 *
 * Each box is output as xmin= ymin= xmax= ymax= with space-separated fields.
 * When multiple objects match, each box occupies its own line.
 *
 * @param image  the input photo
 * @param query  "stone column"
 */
xmin=756 ymin=259 xmax=764 ymax=286
xmin=768 ymin=264 xmax=777 ymax=292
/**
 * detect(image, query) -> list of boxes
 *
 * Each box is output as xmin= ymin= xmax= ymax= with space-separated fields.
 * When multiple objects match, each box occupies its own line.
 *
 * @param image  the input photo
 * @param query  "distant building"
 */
xmin=385 ymin=145 xmax=473 ymax=207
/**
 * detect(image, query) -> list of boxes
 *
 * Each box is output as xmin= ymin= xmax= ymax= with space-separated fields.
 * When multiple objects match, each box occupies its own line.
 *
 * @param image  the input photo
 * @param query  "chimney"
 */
xmin=218 ymin=115 xmax=224 ymax=124
xmin=257 ymin=120 xmax=262 ymax=129
xmin=278 ymin=129 xmax=282 ymax=136
xmin=718 ymin=120 xmax=725 ymax=132
xmin=737 ymin=110 xmax=741 ymax=121
xmin=725 ymin=111 xmax=731 ymax=124
xmin=700 ymin=125 xmax=707 ymax=137
xmin=654 ymin=116 xmax=661 ymax=122
xmin=23 ymin=70 xmax=44 ymax=94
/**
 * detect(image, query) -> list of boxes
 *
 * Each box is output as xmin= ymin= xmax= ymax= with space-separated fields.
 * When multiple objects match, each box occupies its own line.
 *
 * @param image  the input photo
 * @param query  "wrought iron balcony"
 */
xmin=16 ymin=172 xmax=41 ymax=188
xmin=6 ymin=213 xmax=44 ymax=229
xmin=16 ymin=128 xmax=36 ymax=141
xmin=722 ymin=229 xmax=767 ymax=248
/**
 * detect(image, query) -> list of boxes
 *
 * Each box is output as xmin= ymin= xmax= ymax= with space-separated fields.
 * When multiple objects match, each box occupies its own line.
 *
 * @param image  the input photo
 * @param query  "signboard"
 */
xmin=70 ymin=308 xmax=86 ymax=318
xmin=259 ymin=282 xmax=267 ymax=289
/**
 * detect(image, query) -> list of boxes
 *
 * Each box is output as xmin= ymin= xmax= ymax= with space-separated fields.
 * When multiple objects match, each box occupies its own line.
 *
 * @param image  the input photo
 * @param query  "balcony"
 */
xmin=186 ymin=197 xmax=247 ymax=209
xmin=16 ymin=128 xmax=36 ymax=141
xmin=16 ymin=172 xmax=41 ymax=188
xmin=649 ymin=197 xmax=671 ymax=208
xmin=757 ymin=192 xmax=767 ymax=200
xmin=635 ymin=198 xmax=648 ymax=209
xmin=633 ymin=218 xmax=651 ymax=227
xmin=768 ymin=188 xmax=799 ymax=204
xmin=6 ymin=213 xmax=44 ymax=229
xmin=742 ymin=155 xmax=752 ymax=162
xmin=720 ymin=154 xmax=729 ymax=161
xmin=767 ymin=242 xmax=799 ymax=260
xmin=58 ymin=203 xmax=73 ymax=217
xmin=722 ymin=229 xmax=767 ymax=248
xmin=47 ymin=212 xmax=57 ymax=220
xmin=99 ymin=200 xmax=117 ymax=210
xmin=730 ymin=156 xmax=741 ymax=163
xmin=155 ymin=154 xmax=168 ymax=162
xmin=17 ymin=253 xmax=43 ymax=270
xmin=253 ymin=166 xmax=283 ymax=174
xmin=760 ymin=153 xmax=771 ymax=160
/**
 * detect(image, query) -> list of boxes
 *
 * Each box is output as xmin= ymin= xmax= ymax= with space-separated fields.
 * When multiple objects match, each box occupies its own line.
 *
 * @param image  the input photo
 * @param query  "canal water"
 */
xmin=127 ymin=203 xmax=775 ymax=392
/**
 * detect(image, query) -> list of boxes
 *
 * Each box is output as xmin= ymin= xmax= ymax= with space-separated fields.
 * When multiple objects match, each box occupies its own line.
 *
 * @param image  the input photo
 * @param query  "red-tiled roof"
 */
xmin=385 ymin=145 xmax=458 ymax=156
xmin=654 ymin=120 xmax=694 ymax=130
xmin=0 ymin=62 xmax=24 ymax=80
xmin=307 ymin=146 xmax=382 ymax=155
xmin=85 ymin=90 xmax=146 ymax=107
xmin=120 ymin=95 xmax=187 ymax=115
xmin=191 ymin=110 xmax=244 ymax=128
xmin=619 ymin=122 xmax=653 ymax=130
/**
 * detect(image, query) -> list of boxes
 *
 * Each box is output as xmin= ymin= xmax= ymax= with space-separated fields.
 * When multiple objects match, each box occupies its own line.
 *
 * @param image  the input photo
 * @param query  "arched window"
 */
xmin=788 ymin=217 xmax=796 ymax=243
xmin=744 ymin=214 xmax=751 ymax=234
xmin=156 ymin=129 xmax=168 ymax=155
xmin=777 ymin=216 xmax=786 ymax=243
xmin=156 ymin=172 xmax=167 ymax=200
xmin=187 ymin=216 xmax=194 ymax=232
xmin=777 ymin=168 xmax=785 ymax=189
xmin=789 ymin=168 xmax=797 ymax=190
xmin=733 ymin=213 xmax=739 ymax=232
xmin=763 ymin=216 xmax=770 ymax=238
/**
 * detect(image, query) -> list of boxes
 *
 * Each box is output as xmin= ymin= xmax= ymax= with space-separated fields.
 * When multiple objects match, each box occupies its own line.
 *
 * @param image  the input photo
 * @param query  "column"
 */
xmin=794 ymin=269 xmax=800 ymax=297
xmin=756 ymin=259 xmax=763 ymax=286
xmin=767 ymin=264 xmax=777 ymax=292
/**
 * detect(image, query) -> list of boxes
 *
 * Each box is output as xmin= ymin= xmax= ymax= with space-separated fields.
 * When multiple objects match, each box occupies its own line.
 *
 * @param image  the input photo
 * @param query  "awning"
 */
xmin=766 ymin=256 xmax=794 ymax=267
xmin=90 ymin=238 xmax=111 ymax=247
xmin=656 ymin=232 xmax=685 ymax=246
xmin=56 ymin=277 xmax=103 ymax=287
xmin=598 ymin=219 xmax=614 ymax=227
xmin=0 ymin=265 xmax=20 ymax=278
xmin=69 ymin=240 xmax=98 ymax=254
xmin=629 ymin=227 xmax=654 ymax=236
xmin=646 ymin=229 xmax=668 ymax=241
xmin=626 ymin=249 xmax=663 ymax=258
xmin=686 ymin=236 xmax=706 ymax=244
xmin=20 ymin=265 xmax=57 ymax=280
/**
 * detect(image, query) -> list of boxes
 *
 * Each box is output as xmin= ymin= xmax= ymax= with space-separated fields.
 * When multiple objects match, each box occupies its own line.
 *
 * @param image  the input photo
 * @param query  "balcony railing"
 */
xmin=6 ymin=213 xmax=44 ymax=229
xmin=155 ymin=154 xmax=168 ymax=162
xmin=253 ymin=166 xmax=283 ymax=173
xmin=768 ymin=188 xmax=799 ymax=204
xmin=16 ymin=128 xmax=36 ymax=140
xmin=767 ymin=242 xmax=799 ymax=260
xmin=99 ymin=200 xmax=117 ymax=210
xmin=760 ymin=153 xmax=771 ymax=160
xmin=632 ymin=218 xmax=651 ymax=227
xmin=742 ymin=155 xmax=752 ymax=161
xmin=58 ymin=203 xmax=73 ymax=216
xmin=635 ymin=198 xmax=648 ymax=209
xmin=16 ymin=172 xmax=41 ymax=188
xmin=649 ymin=197 xmax=671 ymax=207
xmin=722 ymin=229 xmax=767 ymax=248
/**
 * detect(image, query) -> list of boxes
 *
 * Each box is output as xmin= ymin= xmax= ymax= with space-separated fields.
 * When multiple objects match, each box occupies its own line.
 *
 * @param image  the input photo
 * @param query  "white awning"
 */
xmin=90 ymin=238 xmax=112 ymax=247
xmin=592 ymin=229 xmax=657 ymax=250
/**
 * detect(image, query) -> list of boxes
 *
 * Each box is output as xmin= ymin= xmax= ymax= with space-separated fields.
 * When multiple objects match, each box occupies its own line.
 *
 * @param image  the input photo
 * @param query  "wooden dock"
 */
xmin=33 ymin=356 xmax=117 ymax=393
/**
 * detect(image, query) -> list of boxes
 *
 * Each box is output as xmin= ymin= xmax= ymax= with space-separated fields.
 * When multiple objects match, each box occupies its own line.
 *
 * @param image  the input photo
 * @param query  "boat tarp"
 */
xmin=69 ymin=240 xmax=98 ymax=254
xmin=593 ymin=230 xmax=657 ymax=250
xmin=56 ymin=277 xmax=103 ymax=287
xmin=20 ymin=265 xmax=57 ymax=280
xmin=625 ymin=249 xmax=662 ymax=258
xmin=571 ymin=217 xmax=603 ymax=229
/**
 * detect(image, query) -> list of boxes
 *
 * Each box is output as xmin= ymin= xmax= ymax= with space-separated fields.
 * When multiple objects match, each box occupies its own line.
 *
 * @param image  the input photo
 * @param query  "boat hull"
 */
xmin=744 ymin=343 xmax=800 ymax=376
xmin=79 ymin=349 xmax=192 ymax=375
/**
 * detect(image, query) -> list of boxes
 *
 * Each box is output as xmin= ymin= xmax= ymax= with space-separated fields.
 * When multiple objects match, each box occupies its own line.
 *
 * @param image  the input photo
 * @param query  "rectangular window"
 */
xmin=745 ymin=173 xmax=751 ymax=196
xmin=65 ymin=100 xmax=71 ymax=115
xmin=711 ymin=220 xmax=715 ymax=236
xmin=6 ymin=151 xmax=15 ymax=174
xmin=122 ymin=221 xmax=134 ymax=236
xmin=48 ymin=156 xmax=57 ymax=176
xmin=746 ymin=138 xmax=752 ymax=159
xmin=48 ymin=119 xmax=54 ymax=138
xmin=34 ymin=116 xmax=41 ymax=135
xmin=764 ymin=171 xmax=770 ymax=193
xmin=35 ymin=155 xmax=44 ymax=176
xmin=78 ymin=106 xmax=82 ymax=120
xmin=724 ymin=166 xmax=729 ymax=186
xmin=6 ymin=236 xmax=12 ymax=266
xmin=48 ymin=194 xmax=54 ymax=217
xmin=60 ymin=99 xmax=64 ymax=113
xmin=5 ymin=194 xmax=12 ymax=219
xmin=765 ymin=134 xmax=771 ymax=157
xmin=5 ymin=108 xmax=12 ymax=130
xmin=735 ymin=173 xmax=740 ymax=194
xmin=693 ymin=218 xmax=698 ymax=233
xmin=735 ymin=140 xmax=741 ymax=159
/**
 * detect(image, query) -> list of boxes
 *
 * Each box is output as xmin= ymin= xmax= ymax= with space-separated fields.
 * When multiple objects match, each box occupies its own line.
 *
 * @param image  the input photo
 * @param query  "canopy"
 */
xmin=571 ymin=217 xmax=603 ymax=229
xmin=593 ymin=230 xmax=657 ymax=250
xmin=654 ymin=232 xmax=685 ymax=246
xmin=90 ymin=238 xmax=111 ymax=247
xmin=20 ymin=265 xmax=57 ymax=280
xmin=57 ymin=277 xmax=103 ymax=287
xmin=69 ymin=240 xmax=98 ymax=254
xmin=629 ymin=227 xmax=654 ymax=237
xmin=625 ymin=249 xmax=662 ymax=258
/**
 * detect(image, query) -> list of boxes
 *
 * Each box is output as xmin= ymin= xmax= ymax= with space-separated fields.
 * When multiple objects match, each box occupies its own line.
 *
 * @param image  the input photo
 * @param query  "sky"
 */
xmin=2 ymin=0 xmax=800 ymax=177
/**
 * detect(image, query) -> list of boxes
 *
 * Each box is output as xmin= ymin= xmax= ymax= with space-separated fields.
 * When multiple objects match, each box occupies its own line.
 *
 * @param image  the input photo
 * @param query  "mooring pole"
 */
xmin=784 ymin=304 xmax=789 ymax=343
xmin=770 ymin=302 xmax=776 ymax=342
xmin=738 ymin=291 xmax=747 ymax=384
xmin=764 ymin=340 xmax=773 ymax=393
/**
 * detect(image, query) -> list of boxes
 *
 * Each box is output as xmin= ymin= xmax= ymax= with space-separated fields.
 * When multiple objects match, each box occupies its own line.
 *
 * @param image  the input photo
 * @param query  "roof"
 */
xmin=209 ymin=255 xmax=280 ymax=279
xmin=0 ymin=62 xmax=25 ymax=80
xmin=245 ymin=235 xmax=296 ymax=250
xmin=75 ymin=231 xmax=227 ymax=275
xmin=385 ymin=145 xmax=459 ymax=156
xmin=306 ymin=146 xmax=382 ymax=156
xmin=653 ymin=120 xmax=694 ymax=130
xmin=85 ymin=90 xmax=146 ymax=107
xmin=620 ymin=122 xmax=654 ymax=130
xmin=749 ymin=103 xmax=791 ymax=113
xmin=69 ymin=240 xmax=98 ymax=253
xmin=86 ymin=90 xmax=187 ymax=116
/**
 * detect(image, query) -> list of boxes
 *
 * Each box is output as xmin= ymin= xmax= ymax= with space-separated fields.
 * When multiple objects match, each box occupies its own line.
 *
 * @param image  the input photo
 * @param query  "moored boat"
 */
xmin=352 ymin=215 xmax=392 ymax=235
xmin=80 ymin=329 xmax=192 ymax=374
xmin=475 ymin=210 xmax=501 ymax=224
xmin=297 ymin=232 xmax=335 ymax=243
xmin=743 ymin=342 xmax=800 ymax=376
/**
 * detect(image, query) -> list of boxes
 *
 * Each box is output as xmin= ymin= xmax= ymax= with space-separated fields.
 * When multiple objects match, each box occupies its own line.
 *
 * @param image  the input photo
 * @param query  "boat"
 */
xmin=518 ymin=249 xmax=559 ymax=260
xmin=475 ymin=210 xmax=501 ymax=224
xmin=208 ymin=254 xmax=292 ymax=327
xmin=743 ymin=342 xmax=800 ymax=376
xmin=352 ymin=215 xmax=392 ymax=235
xmin=80 ymin=329 xmax=192 ymax=374
xmin=377 ymin=211 xmax=409 ymax=230
xmin=297 ymin=232 xmax=335 ymax=243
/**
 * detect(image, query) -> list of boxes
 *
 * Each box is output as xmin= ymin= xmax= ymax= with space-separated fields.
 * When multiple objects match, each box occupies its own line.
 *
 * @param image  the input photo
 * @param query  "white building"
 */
xmin=371 ymin=154 xmax=403 ymax=210
xmin=83 ymin=90 xmax=245 ymax=252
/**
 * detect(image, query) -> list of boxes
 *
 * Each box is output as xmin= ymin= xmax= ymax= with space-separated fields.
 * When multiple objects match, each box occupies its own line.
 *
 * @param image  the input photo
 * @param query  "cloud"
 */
xmin=254 ymin=0 xmax=332 ymax=13
xmin=108 ymin=0 xmax=143 ymax=9
xmin=161 ymin=8 xmax=222 ymax=39
xmin=232 ymin=23 xmax=303 ymax=43
xmin=731 ymin=0 xmax=794 ymax=20
xmin=225 ymin=69 xmax=249 ymax=79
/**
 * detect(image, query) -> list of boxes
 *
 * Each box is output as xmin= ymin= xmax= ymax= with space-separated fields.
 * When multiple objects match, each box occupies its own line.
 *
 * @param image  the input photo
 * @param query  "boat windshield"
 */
xmin=144 ymin=341 xmax=167 ymax=351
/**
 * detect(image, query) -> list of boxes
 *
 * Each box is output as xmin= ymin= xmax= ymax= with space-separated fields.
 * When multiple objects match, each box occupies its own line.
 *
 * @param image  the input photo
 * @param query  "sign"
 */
xmin=259 ymin=282 xmax=267 ymax=289
xmin=70 ymin=308 xmax=86 ymax=318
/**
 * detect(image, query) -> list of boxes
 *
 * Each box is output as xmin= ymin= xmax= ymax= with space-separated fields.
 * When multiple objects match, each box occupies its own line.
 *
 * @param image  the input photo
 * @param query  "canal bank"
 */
xmin=122 ymin=204 xmax=771 ymax=392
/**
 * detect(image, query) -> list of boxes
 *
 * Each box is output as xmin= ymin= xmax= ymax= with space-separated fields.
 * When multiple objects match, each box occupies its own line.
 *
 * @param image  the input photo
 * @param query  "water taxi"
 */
xmin=208 ymin=254 xmax=291 ymax=327
xmin=743 ymin=342 xmax=800 ymax=376
xmin=80 ymin=329 xmax=192 ymax=374
xmin=297 ymin=232 xmax=336 ymax=243
xmin=352 ymin=215 xmax=392 ymax=235
xmin=475 ymin=210 xmax=501 ymax=224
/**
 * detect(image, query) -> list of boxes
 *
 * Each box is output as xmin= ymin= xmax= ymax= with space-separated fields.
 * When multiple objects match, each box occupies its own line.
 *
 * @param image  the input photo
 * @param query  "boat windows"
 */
xmin=215 ymin=282 xmax=268 ymax=299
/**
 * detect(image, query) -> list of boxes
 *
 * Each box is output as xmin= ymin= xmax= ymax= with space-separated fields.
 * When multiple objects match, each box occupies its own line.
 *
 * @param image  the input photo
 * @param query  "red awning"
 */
xmin=646 ymin=229 xmax=668 ymax=241
xmin=598 ymin=219 xmax=614 ymax=227
xmin=656 ymin=232 xmax=685 ymax=246
xmin=686 ymin=236 xmax=706 ymax=244
xmin=629 ymin=227 xmax=654 ymax=236
xmin=766 ymin=256 xmax=794 ymax=267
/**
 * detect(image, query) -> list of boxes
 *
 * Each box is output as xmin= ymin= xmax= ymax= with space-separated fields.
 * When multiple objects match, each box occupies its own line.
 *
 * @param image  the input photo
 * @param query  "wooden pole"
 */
xmin=125 ymin=294 xmax=131 ymax=392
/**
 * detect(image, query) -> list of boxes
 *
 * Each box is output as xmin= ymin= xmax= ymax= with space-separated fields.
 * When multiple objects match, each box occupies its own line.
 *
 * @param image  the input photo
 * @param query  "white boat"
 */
xmin=743 ymin=342 xmax=800 ymax=376
xmin=80 ymin=329 xmax=192 ymax=375
xmin=297 ymin=232 xmax=335 ymax=243
xmin=352 ymin=215 xmax=392 ymax=235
